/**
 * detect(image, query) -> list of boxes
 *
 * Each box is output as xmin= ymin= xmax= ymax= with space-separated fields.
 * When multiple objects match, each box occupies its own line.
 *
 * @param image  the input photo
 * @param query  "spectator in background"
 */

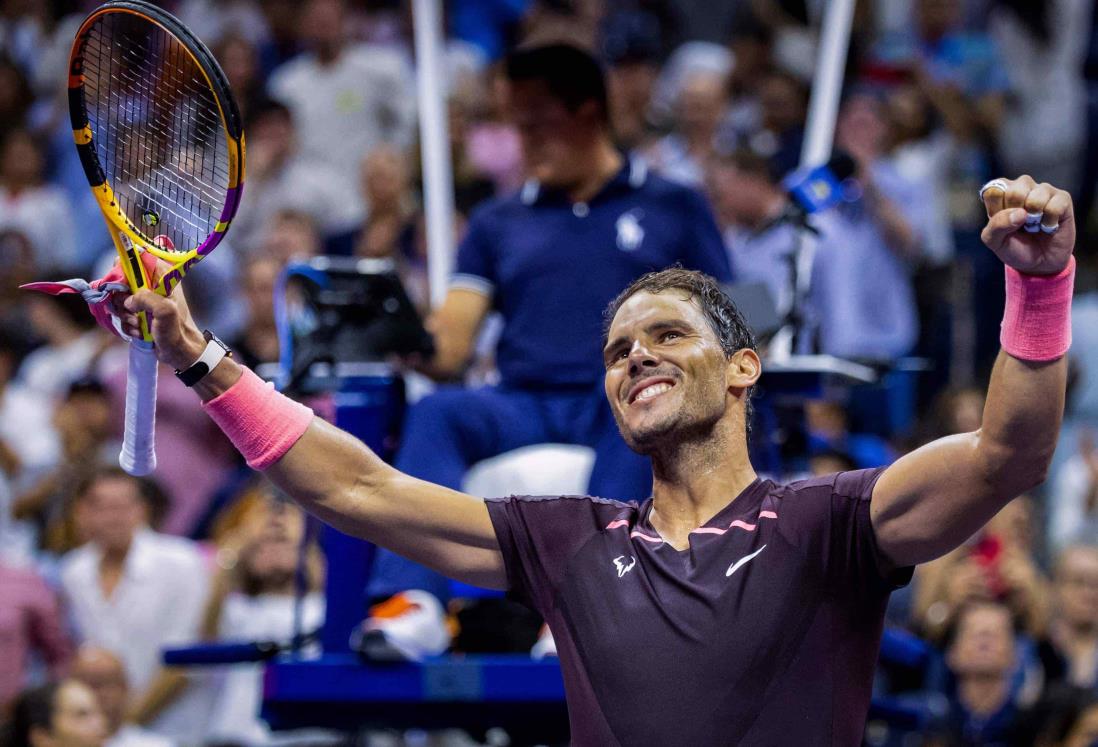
xmin=205 ymin=501 xmax=325 ymax=746
xmin=0 ymin=325 xmax=58 ymax=493
xmin=69 ymin=647 xmax=171 ymax=747
xmin=0 ymin=129 xmax=75 ymax=270
xmin=0 ymin=55 xmax=33 ymax=137
xmin=722 ymin=13 xmax=772 ymax=140
xmin=751 ymin=69 xmax=808 ymax=181
xmin=229 ymin=100 xmax=348 ymax=254
xmin=211 ymin=33 xmax=264 ymax=125
xmin=1048 ymin=430 xmax=1098 ymax=553
xmin=59 ymin=468 xmax=210 ymax=743
xmin=1037 ymin=545 xmax=1098 ymax=691
xmin=363 ymin=43 xmax=732 ymax=659
xmin=936 ymin=601 xmax=1031 ymax=746
xmin=601 ymin=11 xmax=663 ymax=152
xmin=18 ymin=294 xmax=105 ymax=399
xmin=229 ymin=256 xmax=281 ymax=371
xmin=5 ymin=680 xmax=107 ymax=747
xmin=464 ymin=64 xmax=524 ymax=196
xmin=914 ymin=498 xmax=1049 ymax=642
xmin=0 ymin=563 xmax=72 ymax=711
xmin=707 ymin=145 xmax=917 ymax=360
xmin=14 ymin=379 xmax=117 ymax=556
xmin=261 ymin=209 xmax=322 ymax=266
xmin=645 ymin=65 xmax=730 ymax=187
xmin=0 ymin=230 xmax=38 ymax=329
xmin=267 ymin=0 xmax=415 ymax=230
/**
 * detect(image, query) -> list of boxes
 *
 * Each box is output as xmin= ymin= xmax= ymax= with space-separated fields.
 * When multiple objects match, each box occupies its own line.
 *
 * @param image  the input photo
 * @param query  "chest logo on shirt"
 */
xmin=616 ymin=210 xmax=645 ymax=252
xmin=613 ymin=555 xmax=637 ymax=578
xmin=726 ymin=544 xmax=767 ymax=577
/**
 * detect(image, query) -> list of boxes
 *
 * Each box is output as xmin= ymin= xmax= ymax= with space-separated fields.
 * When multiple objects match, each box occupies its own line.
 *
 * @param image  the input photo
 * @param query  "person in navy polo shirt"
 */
xmin=127 ymin=174 xmax=1073 ymax=745
xmin=361 ymin=42 xmax=732 ymax=648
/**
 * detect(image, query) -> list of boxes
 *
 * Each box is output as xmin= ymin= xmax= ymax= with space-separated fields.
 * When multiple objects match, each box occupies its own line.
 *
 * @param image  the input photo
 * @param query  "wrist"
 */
xmin=167 ymin=330 xmax=208 ymax=371
xmin=1001 ymin=256 xmax=1074 ymax=361
xmin=193 ymin=356 xmax=243 ymax=402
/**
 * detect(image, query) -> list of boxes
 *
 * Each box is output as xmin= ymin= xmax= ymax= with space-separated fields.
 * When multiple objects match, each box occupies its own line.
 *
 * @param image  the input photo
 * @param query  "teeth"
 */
xmin=636 ymin=383 xmax=672 ymax=401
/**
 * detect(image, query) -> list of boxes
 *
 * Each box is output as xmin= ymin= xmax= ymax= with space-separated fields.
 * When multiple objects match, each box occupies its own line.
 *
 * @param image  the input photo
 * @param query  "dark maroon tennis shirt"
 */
xmin=485 ymin=468 xmax=912 ymax=746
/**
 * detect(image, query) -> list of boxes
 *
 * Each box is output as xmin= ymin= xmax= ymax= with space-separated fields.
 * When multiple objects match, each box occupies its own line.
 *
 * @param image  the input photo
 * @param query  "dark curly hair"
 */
xmin=602 ymin=266 xmax=758 ymax=432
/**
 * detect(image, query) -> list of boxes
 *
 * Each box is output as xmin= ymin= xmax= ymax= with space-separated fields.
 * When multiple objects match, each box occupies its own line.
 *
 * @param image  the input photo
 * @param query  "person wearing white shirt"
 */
xmin=60 ymin=469 xmax=211 ymax=744
xmin=1049 ymin=432 xmax=1098 ymax=554
xmin=71 ymin=646 xmax=175 ymax=747
xmin=0 ymin=129 xmax=76 ymax=269
xmin=267 ymin=0 xmax=415 ymax=231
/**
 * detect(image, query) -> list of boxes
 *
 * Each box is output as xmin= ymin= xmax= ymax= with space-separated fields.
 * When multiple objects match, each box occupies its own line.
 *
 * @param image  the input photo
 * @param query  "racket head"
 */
xmin=68 ymin=0 xmax=245 ymax=299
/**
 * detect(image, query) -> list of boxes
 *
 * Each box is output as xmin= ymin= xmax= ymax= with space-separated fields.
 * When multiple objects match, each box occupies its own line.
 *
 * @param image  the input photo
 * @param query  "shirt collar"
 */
xmin=91 ymin=527 xmax=157 ymax=580
xmin=519 ymin=153 xmax=648 ymax=207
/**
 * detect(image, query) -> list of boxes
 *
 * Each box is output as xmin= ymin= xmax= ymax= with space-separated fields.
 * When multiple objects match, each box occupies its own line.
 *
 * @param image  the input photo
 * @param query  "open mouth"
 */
xmin=627 ymin=378 xmax=677 ymax=404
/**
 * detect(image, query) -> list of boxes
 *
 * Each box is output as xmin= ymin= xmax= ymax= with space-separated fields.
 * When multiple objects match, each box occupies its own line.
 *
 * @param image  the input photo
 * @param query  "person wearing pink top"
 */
xmin=0 ymin=563 xmax=73 ymax=709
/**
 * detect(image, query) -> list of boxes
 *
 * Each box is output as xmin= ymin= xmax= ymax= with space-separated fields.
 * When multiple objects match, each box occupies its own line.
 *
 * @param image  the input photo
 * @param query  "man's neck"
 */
xmin=565 ymin=140 xmax=623 ymax=204
xmin=957 ymin=675 xmax=1011 ymax=717
xmin=648 ymin=419 xmax=756 ymax=550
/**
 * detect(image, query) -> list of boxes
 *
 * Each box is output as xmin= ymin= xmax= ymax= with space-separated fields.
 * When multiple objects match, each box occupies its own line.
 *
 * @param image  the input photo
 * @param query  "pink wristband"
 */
xmin=1001 ymin=256 xmax=1075 ymax=362
xmin=202 ymin=367 xmax=314 ymax=470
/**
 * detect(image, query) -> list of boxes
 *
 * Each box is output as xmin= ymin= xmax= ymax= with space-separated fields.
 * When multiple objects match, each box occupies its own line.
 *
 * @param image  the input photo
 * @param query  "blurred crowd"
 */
xmin=1 ymin=0 xmax=1098 ymax=745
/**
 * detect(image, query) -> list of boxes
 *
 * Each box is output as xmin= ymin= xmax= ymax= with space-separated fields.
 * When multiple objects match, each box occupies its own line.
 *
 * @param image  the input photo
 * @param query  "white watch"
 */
xmin=174 ymin=330 xmax=232 ymax=387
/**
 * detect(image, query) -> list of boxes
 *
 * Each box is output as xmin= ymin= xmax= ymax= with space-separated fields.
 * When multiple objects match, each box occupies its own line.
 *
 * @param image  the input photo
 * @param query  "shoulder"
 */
xmin=487 ymin=493 xmax=636 ymax=528
xmin=345 ymin=43 xmax=411 ymax=74
xmin=268 ymin=54 xmax=313 ymax=89
xmin=783 ymin=468 xmax=888 ymax=502
xmin=463 ymin=193 xmax=529 ymax=235
xmin=143 ymin=532 xmax=205 ymax=570
xmin=60 ymin=544 xmax=95 ymax=582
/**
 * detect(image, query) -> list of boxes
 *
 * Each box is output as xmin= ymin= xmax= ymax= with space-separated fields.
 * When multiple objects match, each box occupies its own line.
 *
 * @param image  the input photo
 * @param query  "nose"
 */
xmin=627 ymin=339 xmax=659 ymax=377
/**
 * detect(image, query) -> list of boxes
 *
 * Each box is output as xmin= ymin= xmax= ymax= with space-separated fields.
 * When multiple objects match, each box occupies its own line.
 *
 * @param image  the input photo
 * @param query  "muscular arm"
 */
xmin=871 ymin=176 xmax=1074 ymax=567
xmin=124 ymin=287 xmax=508 ymax=590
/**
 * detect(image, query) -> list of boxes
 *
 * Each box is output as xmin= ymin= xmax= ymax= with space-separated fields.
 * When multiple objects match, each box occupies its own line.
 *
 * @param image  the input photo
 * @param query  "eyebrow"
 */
xmin=603 ymin=319 xmax=695 ymax=358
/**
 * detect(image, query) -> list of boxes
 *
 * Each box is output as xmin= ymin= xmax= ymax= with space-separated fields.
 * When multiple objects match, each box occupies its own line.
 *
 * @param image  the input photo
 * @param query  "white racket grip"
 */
xmin=119 ymin=340 xmax=158 ymax=476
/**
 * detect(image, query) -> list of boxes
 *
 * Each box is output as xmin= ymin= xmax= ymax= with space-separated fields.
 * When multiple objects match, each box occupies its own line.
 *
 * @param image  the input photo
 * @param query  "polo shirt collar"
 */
xmin=519 ymin=154 xmax=648 ymax=207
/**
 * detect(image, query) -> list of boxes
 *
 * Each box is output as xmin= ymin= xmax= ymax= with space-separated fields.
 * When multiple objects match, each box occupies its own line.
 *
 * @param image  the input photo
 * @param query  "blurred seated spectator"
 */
xmin=804 ymin=399 xmax=895 ymax=469
xmin=644 ymin=44 xmax=731 ymax=187
xmin=17 ymin=293 xmax=106 ymax=399
xmin=260 ymin=209 xmax=323 ymax=266
xmin=706 ymin=145 xmax=917 ymax=360
xmin=209 ymin=33 xmax=265 ymax=125
xmin=0 ymin=563 xmax=72 ymax=712
xmin=204 ymin=500 xmax=325 ymax=746
xmin=1028 ymin=687 xmax=1098 ymax=747
xmin=4 ymin=679 xmax=107 ymax=747
xmin=0 ymin=229 xmax=38 ymax=328
xmin=1036 ymin=545 xmax=1098 ymax=691
xmin=0 ymin=55 xmax=33 ymax=138
xmin=14 ymin=379 xmax=116 ymax=555
xmin=601 ymin=10 xmax=662 ymax=152
xmin=748 ymin=68 xmax=808 ymax=181
xmin=464 ymin=64 xmax=524 ymax=196
xmin=914 ymin=497 xmax=1048 ymax=642
xmin=59 ymin=468 xmax=210 ymax=743
xmin=1048 ymin=430 xmax=1098 ymax=553
xmin=0 ymin=325 xmax=58 ymax=493
xmin=0 ymin=129 xmax=75 ymax=270
xmin=267 ymin=0 xmax=415 ymax=228
xmin=932 ymin=601 xmax=1033 ymax=745
xmin=918 ymin=385 xmax=986 ymax=445
xmin=69 ymin=647 xmax=171 ymax=747
xmin=229 ymin=99 xmax=349 ymax=254
xmin=228 ymin=256 xmax=282 ymax=370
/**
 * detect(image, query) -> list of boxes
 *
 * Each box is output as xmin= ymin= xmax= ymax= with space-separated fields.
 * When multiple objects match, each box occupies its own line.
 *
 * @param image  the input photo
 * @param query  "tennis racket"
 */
xmin=69 ymin=0 xmax=245 ymax=476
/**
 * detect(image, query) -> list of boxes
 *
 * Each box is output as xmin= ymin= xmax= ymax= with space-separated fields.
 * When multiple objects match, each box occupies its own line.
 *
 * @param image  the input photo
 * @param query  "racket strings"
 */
xmin=81 ymin=12 xmax=231 ymax=253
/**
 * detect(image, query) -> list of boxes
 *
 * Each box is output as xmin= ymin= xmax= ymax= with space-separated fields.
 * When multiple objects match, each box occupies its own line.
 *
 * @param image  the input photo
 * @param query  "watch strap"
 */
xmin=175 ymin=332 xmax=231 ymax=387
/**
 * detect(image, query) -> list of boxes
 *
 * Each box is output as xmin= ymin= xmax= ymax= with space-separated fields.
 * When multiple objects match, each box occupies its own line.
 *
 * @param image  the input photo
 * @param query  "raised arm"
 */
xmin=871 ymin=176 xmax=1074 ymax=567
xmin=123 ymin=287 xmax=507 ymax=589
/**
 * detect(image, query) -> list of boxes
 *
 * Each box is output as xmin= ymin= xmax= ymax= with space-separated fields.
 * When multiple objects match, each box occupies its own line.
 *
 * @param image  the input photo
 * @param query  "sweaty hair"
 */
xmin=505 ymin=43 xmax=610 ymax=124
xmin=603 ymin=267 xmax=758 ymax=432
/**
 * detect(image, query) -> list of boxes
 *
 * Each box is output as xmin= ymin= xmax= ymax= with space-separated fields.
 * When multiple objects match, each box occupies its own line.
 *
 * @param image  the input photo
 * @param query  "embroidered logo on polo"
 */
xmin=616 ymin=210 xmax=645 ymax=252
xmin=613 ymin=555 xmax=637 ymax=578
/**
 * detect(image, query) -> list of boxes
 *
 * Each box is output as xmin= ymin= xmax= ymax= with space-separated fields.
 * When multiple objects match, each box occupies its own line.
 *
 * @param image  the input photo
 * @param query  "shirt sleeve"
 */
xmin=451 ymin=207 xmax=498 ymax=298
xmin=829 ymin=469 xmax=914 ymax=593
xmin=485 ymin=495 xmax=606 ymax=615
xmin=678 ymin=187 xmax=734 ymax=283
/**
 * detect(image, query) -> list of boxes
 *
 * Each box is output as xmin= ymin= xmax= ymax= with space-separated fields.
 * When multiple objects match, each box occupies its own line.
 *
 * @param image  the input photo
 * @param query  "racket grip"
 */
xmin=120 ymin=340 xmax=158 ymax=476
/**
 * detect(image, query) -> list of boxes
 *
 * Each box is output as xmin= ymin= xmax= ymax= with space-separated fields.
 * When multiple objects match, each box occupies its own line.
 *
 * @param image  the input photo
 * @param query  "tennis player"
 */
xmin=120 ymin=175 xmax=1073 ymax=745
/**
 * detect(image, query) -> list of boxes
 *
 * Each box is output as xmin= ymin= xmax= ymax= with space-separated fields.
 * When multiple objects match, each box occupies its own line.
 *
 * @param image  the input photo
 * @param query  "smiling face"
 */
xmin=603 ymin=290 xmax=755 ymax=454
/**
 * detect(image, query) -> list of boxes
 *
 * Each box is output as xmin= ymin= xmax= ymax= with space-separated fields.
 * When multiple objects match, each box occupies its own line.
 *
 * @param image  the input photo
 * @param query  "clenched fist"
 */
xmin=979 ymin=175 xmax=1075 ymax=276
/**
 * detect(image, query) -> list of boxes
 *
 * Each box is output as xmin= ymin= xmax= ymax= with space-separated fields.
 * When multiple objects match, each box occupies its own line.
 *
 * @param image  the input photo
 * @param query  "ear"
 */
xmin=726 ymin=349 xmax=761 ymax=392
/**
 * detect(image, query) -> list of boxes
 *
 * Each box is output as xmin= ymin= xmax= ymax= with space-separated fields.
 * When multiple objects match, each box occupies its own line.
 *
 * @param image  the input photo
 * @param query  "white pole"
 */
xmin=771 ymin=0 xmax=856 ymax=360
xmin=412 ymin=0 xmax=455 ymax=307
xmin=799 ymin=0 xmax=856 ymax=169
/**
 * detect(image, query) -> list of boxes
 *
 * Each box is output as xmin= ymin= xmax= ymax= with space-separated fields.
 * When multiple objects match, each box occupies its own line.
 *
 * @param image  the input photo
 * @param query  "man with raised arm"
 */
xmin=120 ymin=175 xmax=1073 ymax=745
